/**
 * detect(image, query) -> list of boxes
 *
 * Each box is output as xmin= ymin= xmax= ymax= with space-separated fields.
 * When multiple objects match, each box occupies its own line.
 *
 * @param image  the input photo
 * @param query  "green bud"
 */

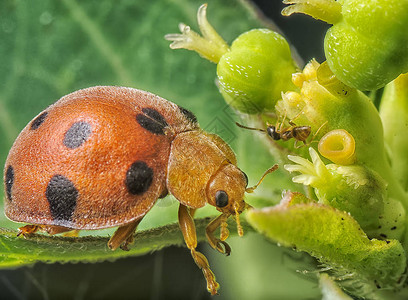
xmin=283 ymin=0 xmax=408 ymax=90
xmin=276 ymin=60 xmax=385 ymax=171
xmin=285 ymin=148 xmax=406 ymax=240
xmin=217 ymin=29 xmax=298 ymax=113
xmin=277 ymin=60 xmax=408 ymax=255
xmin=166 ymin=4 xmax=298 ymax=114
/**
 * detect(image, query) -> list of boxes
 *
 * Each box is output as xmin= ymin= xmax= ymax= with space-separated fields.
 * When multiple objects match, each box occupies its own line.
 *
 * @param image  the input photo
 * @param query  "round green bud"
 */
xmin=324 ymin=0 xmax=408 ymax=90
xmin=217 ymin=29 xmax=298 ymax=114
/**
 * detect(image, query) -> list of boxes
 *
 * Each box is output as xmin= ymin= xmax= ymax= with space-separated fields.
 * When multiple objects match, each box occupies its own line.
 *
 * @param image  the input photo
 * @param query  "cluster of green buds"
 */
xmin=271 ymin=58 xmax=407 ymax=243
xmin=283 ymin=0 xmax=408 ymax=91
xmin=166 ymin=3 xmax=408 ymax=298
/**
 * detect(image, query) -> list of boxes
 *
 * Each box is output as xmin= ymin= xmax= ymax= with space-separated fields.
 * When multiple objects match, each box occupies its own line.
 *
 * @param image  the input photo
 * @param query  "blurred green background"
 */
xmin=0 ymin=0 xmax=328 ymax=299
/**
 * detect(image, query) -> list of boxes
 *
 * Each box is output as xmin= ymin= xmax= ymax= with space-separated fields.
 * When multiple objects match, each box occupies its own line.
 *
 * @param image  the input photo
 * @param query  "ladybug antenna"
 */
xmin=245 ymin=164 xmax=279 ymax=193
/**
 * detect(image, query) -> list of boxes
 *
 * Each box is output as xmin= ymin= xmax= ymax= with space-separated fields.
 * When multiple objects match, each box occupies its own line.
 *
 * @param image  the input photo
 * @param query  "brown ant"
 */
xmin=236 ymin=113 xmax=327 ymax=148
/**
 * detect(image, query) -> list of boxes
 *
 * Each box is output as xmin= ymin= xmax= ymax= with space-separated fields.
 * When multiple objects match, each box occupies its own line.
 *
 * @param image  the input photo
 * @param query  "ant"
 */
xmin=236 ymin=112 xmax=327 ymax=148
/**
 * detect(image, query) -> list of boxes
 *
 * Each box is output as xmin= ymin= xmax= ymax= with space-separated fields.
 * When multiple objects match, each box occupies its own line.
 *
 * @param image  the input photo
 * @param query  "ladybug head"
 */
xmin=206 ymin=164 xmax=248 ymax=234
xmin=207 ymin=163 xmax=278 ymax=236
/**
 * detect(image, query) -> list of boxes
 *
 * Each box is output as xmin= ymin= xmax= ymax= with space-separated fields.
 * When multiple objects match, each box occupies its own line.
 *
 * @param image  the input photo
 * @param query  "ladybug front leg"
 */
xmin=108 ymin=218 xmax=143 ymax=251
xmin=178 ymin=204 xmax=220 ymax=295
xmin=17 ymin=224 xmax=40 ymax=236
xmin=17 ymin=224 xmax=76 ymax=237
xmin=206 ymin=213 xmax=231 ymax=255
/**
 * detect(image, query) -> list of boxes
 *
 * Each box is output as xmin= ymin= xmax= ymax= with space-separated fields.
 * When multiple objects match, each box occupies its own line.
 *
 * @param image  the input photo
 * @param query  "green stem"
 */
xmin=282 ymin=0 xmax=342 ymax=24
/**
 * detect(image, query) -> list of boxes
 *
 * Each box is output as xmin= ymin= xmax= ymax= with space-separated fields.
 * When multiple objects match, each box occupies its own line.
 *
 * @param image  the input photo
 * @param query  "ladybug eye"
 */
xmin=243 ymin=172 xmax=248 ymax=187
xmin=215 ymin=190 xmax=229 ymax=207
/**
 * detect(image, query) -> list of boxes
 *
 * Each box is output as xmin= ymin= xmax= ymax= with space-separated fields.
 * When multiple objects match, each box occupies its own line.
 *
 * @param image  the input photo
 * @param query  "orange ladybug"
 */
xmin=3 ymin=86 xmax=276 ymax=295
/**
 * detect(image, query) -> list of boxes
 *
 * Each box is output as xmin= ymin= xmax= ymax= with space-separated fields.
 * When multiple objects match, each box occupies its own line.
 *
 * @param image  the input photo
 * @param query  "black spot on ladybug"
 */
xmin=63 ymin=121 xmax=92 ymax=149
xmin=30 ymin=111 xmax=48 ymax=130
xmin=125 ymin=161 xmax=154 ymax=195
xmin=5 ymin=165 xmax=14 ymax=201
xmin=46 ymin=175 xmax=78 ymax=222
xmin=136 ymin=108 xmax=168 ymax=135
xmin=178 ymin=105 xmax=197 ymax=124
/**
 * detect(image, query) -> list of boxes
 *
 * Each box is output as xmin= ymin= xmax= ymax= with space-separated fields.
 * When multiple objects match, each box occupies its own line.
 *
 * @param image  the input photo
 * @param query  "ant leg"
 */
xmin=314 ymin=121 xmax=329 ymax=137
xmin=294 ymin=140 xmax=300 ymax=149
xmin=278 ymin=110 xmax=287 ymax=133
xmin=178 ymin=204 xmax=219 ymax=295
xmin=279 ymin=110 xmax=299 ymax=138
xmin=288 ymin=111 xmax=304 ymax=127
xmin=287 ymin=107 xmax=308 ymax=127
xmin=304 ymin=121 xmax=329 ymax=147
xmin=294 ymin=139 xmax=308 ymax=149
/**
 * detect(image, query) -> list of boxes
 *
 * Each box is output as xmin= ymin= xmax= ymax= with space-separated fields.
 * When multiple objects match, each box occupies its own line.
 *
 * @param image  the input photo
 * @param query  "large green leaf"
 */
xmin=0 ymin=218 xmax=254 ymax=268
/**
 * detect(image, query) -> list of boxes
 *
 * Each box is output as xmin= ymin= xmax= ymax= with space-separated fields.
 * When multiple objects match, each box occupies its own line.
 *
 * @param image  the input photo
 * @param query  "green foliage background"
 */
xmin=0 ymin=0 xmax=327 ymax=299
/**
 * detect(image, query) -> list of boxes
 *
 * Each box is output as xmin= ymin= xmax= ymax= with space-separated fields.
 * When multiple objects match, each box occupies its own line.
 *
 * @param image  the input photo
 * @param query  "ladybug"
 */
xmin=3 ymin=86 xmax=276 ymax=295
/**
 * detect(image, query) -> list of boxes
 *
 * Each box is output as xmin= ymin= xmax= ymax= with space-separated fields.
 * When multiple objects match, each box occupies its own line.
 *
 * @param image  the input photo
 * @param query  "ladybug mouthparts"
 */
xmin=234 ymin=209 xmax=244 ymax=237
xmin=233 ymin=202 xmax=253 ymax=237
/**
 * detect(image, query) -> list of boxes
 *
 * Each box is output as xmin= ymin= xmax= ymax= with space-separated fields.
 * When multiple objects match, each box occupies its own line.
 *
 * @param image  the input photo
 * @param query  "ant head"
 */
xmin=266 ymin=126 xmax=281 ymax=140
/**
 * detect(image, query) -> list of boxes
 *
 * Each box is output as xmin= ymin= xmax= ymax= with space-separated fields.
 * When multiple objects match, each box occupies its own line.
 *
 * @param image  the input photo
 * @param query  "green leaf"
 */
xmin=380 ymin=74 xmax=408 ymax=192
xmin=247 ymin=192 xmax=406 ymax=295
xmin=0 ymin=218 xmax=254 ymax=268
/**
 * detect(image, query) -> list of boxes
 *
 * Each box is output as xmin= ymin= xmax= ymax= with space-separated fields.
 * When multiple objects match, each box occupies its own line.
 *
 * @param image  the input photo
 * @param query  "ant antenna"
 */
xmin=246 ymin=164 xmax=278 ymax=193
xmin=235 ymin=122 xmax=266 ymax=133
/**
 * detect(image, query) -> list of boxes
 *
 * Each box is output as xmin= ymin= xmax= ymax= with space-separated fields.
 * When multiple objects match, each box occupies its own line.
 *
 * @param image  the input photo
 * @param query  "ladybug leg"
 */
xmin=17 ymin=225 xmax=40 ymax=237
xmin=178 ymin=204 xmax=220 ymax=295
xmin=205 ymin=213 xmax=231 ymax=255
xmin=62 ymin=230 xmax=80 ymax=237
xmin=42 ymin=225 xmax=76 ymax=235
xmin=17 ymin=224 xmax=75 ymax=237
xmin=108 ymin=218 xmax=143 ymax=251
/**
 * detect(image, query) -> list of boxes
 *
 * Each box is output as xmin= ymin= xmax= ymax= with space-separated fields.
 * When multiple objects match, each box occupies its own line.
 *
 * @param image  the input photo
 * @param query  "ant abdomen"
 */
xmin=292 ymin=126 xmax=311 ymax=143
